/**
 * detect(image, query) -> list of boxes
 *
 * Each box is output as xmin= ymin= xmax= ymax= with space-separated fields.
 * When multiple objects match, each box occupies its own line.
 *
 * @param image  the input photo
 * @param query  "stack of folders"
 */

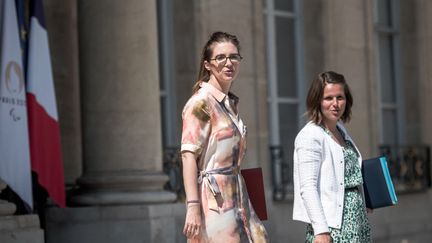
xmin=362 ymin=156 xmax=398 ymax=209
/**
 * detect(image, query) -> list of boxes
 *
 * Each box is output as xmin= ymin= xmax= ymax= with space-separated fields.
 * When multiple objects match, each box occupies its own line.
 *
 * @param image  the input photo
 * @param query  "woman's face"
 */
xmin=204 ymin=42 xmax=241 ymax=85
xmin=320 ymin=83 xmax=346 ymax=125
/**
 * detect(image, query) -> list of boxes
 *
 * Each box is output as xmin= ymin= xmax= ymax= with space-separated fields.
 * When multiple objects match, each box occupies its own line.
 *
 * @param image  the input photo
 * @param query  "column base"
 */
xmin=72 ymin=190 xmax=176 ymax=205
xmin=72 ymin=171 xmax=177 ymax=205
xmin=45 ymin=203 xmax=186 ymax=243
xmin=0 ymin=215 xmax=44 ymax=243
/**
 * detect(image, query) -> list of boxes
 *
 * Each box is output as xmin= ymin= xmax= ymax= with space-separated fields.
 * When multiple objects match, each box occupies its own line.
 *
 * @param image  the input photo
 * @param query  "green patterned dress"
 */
xmin=305 ymin=131 xmax=371 ymax=243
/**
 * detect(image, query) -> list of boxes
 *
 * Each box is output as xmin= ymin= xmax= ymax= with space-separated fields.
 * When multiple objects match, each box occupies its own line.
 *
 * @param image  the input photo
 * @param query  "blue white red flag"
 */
xmin=27 ymin=0 xmax=65 ymax=207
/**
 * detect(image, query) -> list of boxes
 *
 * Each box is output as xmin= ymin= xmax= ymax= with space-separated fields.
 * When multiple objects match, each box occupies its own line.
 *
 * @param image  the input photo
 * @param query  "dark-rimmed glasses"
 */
xmin=209 ymin=54 xmax=243 ymax=64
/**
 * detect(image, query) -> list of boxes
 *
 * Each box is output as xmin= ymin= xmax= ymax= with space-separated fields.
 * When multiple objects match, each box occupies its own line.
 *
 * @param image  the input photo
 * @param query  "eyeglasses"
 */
xmin=209 ymin=54 xmax=243 ymax=64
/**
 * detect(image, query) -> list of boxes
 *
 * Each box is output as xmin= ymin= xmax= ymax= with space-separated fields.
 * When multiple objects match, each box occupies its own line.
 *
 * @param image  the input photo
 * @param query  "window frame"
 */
xmin=157 ymin=0 xmax=179 ymax=147
xmin=264 ymin=0 xmax=305 ymax=200
xmin=373 ymin=0 xmax=405 ymax=145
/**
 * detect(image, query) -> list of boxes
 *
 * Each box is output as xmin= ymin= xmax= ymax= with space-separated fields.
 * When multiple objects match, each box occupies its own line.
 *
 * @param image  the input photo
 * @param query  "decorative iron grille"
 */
xmin=162 ymin=147 xmax=185 ymax=201
xmin=270 ymin=145 xmax=294 ymax=201
xmin=379 ymin=145 xmax=431 ymax=193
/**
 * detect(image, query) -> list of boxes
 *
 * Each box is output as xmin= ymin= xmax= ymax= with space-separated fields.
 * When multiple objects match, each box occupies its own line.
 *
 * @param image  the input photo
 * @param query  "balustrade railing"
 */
xmin=162 ymin=147 xmax=185 ymax=201
xmin=270 ymin=145 xmax=293 ymax=201
xmin=270 ymin=144 xmax=432 ymax=201
xmin=379 ymin=145 xmax=431 ymax=193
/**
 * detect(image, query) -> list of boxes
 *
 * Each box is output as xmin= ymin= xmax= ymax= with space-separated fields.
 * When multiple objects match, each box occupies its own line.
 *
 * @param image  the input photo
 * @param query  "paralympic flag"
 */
xmin=0 ymin=0 xmax=33 ymax=209
xmin=27 ymin=0 xmax=65 ymax=207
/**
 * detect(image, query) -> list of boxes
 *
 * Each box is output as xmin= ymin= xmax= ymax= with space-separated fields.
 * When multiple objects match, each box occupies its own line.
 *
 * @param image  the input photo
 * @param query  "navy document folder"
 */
xmin=362 ymin=156 xmax=398 ymax=209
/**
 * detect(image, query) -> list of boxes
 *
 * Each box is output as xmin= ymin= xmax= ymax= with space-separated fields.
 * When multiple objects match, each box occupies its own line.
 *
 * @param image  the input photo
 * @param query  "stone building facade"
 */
xmin=1 ymin=0 xmax=432 ymax=242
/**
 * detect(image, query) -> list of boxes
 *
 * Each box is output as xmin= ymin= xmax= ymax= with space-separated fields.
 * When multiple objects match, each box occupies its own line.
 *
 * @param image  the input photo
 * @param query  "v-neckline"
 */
xmin=322 ymin=125 xmax=346 ymax=148
xmin=219 ymin=97 xmax=244 ymax=138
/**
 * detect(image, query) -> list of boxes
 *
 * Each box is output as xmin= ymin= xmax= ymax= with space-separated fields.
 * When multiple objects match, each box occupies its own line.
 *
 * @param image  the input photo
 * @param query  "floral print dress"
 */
xmin=181 ymin=82 xmax=268 ymax=243
xmin=305 ymin=128 xmax=371 ymax=242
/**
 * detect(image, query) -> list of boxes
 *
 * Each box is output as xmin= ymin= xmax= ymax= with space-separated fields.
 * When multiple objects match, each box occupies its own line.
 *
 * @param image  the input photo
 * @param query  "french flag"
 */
xmin=26 ymin=0 xmax=65 ymax=207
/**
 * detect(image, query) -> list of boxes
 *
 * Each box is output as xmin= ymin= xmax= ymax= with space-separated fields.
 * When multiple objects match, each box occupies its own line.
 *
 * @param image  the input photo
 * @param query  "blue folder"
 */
xmin=362 ymin=156 xmax=398 ymax=209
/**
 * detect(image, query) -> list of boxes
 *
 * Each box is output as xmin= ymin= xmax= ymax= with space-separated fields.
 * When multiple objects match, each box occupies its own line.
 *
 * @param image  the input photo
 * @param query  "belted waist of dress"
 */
xmin=198 ymin=166 xmax=240 ymax=197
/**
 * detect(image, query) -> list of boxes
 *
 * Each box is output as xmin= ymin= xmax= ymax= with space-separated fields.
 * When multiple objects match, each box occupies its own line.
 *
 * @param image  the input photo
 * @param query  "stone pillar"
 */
xmin=73 ymin=0 xmax=175 ymax=205
xmin=45 ymin=1 xmax=182 ymax=242
xmin=44 ymin=0 xmax=83 ymax=186
xmin=194 ymin=0 xmax=269 ymax=169
xmin=417 ymin=0 xmax=432 ymax=147
xmin=321 ymin=0 xmax=374 ymax=157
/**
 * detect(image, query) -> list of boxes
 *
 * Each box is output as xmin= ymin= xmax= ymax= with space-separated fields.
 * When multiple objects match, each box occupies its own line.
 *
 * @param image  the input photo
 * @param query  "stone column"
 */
xmin=44 ymin=0 xmax=83 ymax=186
xmin=417 ymin=0 xmax=432 ymax=147
xmin=321 ymin=0 xmax=374 ymax=157
xmin=73 ymin=0 xmax=175 ymax=205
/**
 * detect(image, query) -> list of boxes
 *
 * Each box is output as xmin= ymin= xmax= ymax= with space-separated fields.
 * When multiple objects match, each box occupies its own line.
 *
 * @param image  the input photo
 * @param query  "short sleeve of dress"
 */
xmin=181 ymin=96 xmax=211 ymax=156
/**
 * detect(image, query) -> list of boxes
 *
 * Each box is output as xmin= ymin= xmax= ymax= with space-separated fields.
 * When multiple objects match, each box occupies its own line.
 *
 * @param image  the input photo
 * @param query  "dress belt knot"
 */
xmin=198 ymin=166 xmax=240 ymax=197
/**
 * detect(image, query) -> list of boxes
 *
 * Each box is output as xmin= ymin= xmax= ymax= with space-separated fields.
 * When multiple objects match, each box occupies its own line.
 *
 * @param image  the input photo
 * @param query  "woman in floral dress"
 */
xmin=293 ymin=71 xmax=371 ymax=243
xmin=181 ymin=31 xmax=268 ymax=243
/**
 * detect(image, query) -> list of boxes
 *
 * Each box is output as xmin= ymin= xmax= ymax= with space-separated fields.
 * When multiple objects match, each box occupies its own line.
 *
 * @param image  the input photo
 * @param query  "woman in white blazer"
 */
xmin=293 ymin=71 xmax=371 ymax=243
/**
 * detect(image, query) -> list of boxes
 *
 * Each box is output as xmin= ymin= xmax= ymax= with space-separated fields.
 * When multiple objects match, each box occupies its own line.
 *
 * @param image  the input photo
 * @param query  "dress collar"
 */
xmin=200 ymin=82 xmax=239 ymax=106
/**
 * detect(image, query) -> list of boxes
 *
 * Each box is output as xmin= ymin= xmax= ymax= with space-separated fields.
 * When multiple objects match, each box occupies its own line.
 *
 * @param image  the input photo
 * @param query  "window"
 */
xmin=157 ymin=0 xmax=179 ymax=147
xmin=264 ymin=0 xmax=305 ymax=200
xmin=157 ymin=0 xmax=185 ymax=199
xmin=374 ymin=0 xmax=404 ymax=145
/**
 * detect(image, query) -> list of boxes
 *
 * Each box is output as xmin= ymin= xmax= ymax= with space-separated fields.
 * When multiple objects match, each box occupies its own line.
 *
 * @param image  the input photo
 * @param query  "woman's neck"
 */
xmin=208 ymin=76 xmax=231 ymax=95
xmin=322 ymin=120 xmax=338 ymax=133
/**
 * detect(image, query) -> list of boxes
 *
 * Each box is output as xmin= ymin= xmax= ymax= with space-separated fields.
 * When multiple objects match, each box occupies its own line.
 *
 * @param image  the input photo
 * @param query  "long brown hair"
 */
xmin=192 ymin=31 xmax=241 ymax=93
xmin=306 ymin=71 xmax=353 ymax=124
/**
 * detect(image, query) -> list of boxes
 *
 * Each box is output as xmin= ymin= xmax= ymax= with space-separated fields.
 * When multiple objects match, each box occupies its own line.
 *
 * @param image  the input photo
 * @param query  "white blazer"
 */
xmin=292 ymin=121 xmax=363 ymax=235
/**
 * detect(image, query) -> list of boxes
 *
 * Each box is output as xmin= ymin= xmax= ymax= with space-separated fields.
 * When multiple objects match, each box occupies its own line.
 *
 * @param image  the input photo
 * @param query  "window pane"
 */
xmin=275 ymin=0 xmax=294 ymax=12
xmin=275 ymin=17 xmax=297 ymax=98
xmin=376 ymin=0 xmax=392 ymax=27
xmin=278 ymin=103 xmax=298 ymax=182
xmin=159 ymin=72 xmax=165 ymax=90
xmin=382 ymin=109 xmax=398 ymax=145
xmin=379 ymin=35 xmax=396 ymax=103
xmin=160 ymin=97 xmax=167 ymax=147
